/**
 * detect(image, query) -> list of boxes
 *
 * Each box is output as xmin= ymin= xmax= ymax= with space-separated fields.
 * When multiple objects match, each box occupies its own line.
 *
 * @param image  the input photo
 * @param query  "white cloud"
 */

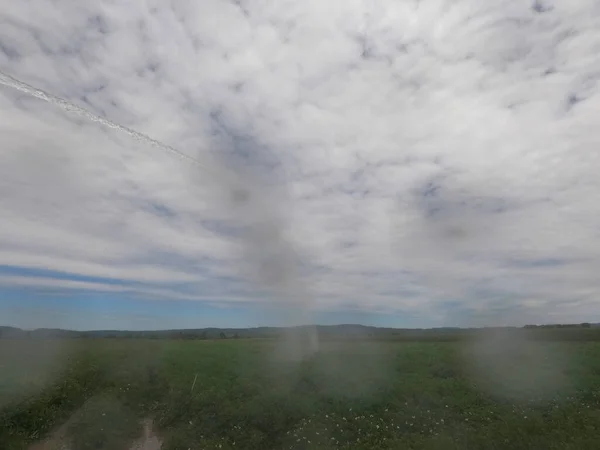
xmin=1 ymin=0 xmax=600 ymax=326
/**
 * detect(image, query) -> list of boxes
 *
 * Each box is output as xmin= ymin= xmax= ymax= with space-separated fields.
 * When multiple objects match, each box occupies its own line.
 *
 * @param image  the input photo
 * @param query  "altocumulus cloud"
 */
xmin=1 ymin=0 xmax=600 ymax=327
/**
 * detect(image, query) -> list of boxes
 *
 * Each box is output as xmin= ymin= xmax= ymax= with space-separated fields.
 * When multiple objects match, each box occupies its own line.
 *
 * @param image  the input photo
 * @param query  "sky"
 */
xmin=1 ymin=0 xmax=600 ymax=330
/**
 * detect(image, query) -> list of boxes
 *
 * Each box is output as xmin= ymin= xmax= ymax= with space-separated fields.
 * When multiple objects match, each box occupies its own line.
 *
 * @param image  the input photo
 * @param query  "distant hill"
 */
xmin=0 ymin=324 xmax=457 ymax=340
xmin=0 ymin=326 xmax=26 ymax=338
xmin=1 ymin=323 xmax=599 ymax=341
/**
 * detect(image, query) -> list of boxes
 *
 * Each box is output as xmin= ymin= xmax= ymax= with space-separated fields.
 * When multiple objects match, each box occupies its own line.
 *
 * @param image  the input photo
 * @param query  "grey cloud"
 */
xmin=1 ymin=0 xmax=600 ymax=325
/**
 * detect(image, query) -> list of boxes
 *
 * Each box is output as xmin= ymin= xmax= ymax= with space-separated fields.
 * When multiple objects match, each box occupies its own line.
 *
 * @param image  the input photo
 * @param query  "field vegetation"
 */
xmin=2 ymin=328 xmax=600 ymax=449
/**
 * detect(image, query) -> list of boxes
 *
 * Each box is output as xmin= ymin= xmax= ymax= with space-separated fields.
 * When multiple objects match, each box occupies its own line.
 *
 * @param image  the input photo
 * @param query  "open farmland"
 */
xmin=2 ymin=334 xmax=600 ymax=450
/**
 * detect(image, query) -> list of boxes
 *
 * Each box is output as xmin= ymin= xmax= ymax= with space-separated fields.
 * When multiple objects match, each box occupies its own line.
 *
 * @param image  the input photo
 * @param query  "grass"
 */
xmin=2 ymin=337 xmax=600 ymax=449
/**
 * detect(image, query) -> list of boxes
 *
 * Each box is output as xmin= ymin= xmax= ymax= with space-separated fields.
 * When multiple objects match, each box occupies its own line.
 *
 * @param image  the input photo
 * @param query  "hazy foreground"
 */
xmin=2 ymin=333 xmax=600 ymax=450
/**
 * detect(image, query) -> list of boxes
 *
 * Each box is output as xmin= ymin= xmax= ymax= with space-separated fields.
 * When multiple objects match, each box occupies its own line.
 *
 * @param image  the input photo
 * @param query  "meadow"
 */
xmin=2 ymin=334 xmax=600 ymax=450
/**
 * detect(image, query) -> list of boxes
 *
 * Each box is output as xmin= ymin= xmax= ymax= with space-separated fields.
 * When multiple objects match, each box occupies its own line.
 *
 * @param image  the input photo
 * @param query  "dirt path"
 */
xmin=28 ymin=417 xmax=162 ymax=450
xmin=128 ymin=419 xmax=162 ymax=450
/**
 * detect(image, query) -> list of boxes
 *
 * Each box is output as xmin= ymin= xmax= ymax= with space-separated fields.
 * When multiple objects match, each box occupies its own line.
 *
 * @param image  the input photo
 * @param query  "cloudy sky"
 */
xmin=1 ymin=0 xmax=599 ymax=330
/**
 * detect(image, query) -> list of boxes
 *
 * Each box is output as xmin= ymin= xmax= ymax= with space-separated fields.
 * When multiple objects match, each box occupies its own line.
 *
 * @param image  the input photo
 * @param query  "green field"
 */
xmin=2 ymin=337 xmax=600 ymax=450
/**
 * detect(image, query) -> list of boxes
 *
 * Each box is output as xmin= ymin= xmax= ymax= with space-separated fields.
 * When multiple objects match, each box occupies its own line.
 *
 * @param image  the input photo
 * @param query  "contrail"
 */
xmin=0 ymin=69 xmax=208 ymax=171
xmin=0 ymin=68 xmax=291 ymax=232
